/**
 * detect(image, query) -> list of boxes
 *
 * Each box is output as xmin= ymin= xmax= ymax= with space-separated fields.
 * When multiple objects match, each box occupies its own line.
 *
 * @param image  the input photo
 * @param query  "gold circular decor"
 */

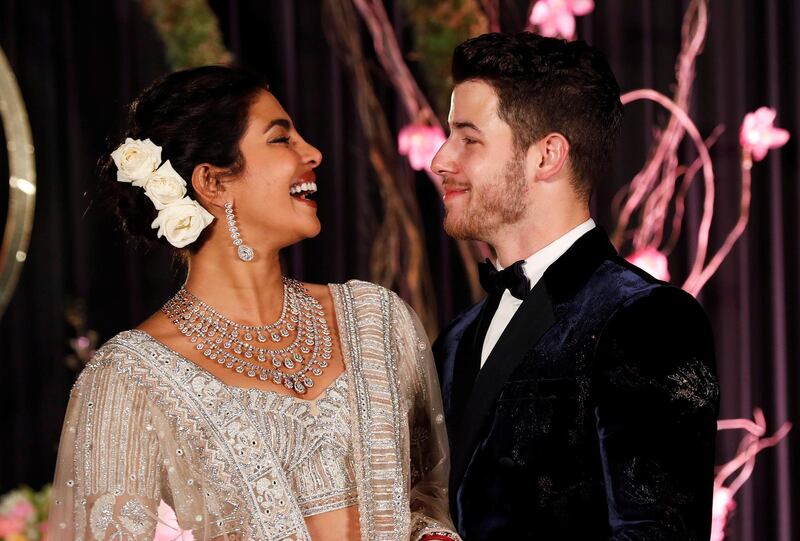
xmin=0 ymin=46 xmax=36 ymax=318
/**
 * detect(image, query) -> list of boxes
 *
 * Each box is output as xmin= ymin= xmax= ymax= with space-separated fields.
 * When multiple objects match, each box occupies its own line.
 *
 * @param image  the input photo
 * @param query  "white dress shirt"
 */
xmin=480 ymin=219 xmax=596 ymax=368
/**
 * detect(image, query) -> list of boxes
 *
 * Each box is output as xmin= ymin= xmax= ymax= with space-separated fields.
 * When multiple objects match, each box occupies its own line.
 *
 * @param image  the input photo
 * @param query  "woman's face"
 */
xmin=225 ymin=91 xmax=323 ymax=250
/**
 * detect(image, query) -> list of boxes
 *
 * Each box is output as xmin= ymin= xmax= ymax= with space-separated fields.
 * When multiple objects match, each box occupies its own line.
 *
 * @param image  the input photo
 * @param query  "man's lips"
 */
xmin=442 ymin=185 xmax=470 ymax=202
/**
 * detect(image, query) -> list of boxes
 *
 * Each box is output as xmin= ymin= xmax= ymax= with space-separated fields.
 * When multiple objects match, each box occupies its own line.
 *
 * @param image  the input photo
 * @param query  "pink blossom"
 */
xmin=153 ymin=500 xmax=194 ymax=541
xmin=529 ymin=0 xmax=594 ymax=39
xmin=711 ymin=486 xmax=736 ymax=541
xmin=8 ymin=500 xmax=36 ymax=522
xmin=0 ymin=516 xmax=25 ymax=537
xmin=398 ymin=124 xmax=446 ymax=171
xmin=739 ymin=107 xmax=790 ymax=161
xmin=626 ymin=247 xmax=670 ymax=281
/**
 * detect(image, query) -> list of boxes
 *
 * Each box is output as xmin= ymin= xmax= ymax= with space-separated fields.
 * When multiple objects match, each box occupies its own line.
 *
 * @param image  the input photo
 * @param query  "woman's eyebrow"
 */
xmin=263 ymin=118 xmax=292 ymax=133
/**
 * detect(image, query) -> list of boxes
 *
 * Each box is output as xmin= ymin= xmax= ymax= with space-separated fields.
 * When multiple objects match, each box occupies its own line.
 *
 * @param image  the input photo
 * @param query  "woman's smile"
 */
xmin=289 ymin=170 xmax=318 ymax=208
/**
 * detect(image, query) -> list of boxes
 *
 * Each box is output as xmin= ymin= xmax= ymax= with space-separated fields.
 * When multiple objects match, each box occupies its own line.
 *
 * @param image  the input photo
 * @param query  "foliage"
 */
xmin=402 ymin=0 xmax=487 ymax=116
xmin=141 ymin=0 xmax=232 ymax=70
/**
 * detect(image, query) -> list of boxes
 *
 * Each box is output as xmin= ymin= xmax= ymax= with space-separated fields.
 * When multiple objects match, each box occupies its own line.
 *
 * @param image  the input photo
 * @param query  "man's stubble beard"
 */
xmin=443 ymin=155 xmax=528 ymax=241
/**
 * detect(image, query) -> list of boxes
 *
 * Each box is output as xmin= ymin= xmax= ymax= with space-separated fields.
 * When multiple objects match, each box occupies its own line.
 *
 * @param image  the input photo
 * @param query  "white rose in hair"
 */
xmin=111 ymin=137 xmax=162 ymax=185
xmin=151 ymin=197 xmax=215 ymax=248
xmin=143 ymin=160 xmax=188 ymax=209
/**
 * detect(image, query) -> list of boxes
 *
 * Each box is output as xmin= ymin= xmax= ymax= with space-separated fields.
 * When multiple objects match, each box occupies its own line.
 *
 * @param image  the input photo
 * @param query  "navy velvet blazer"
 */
xmin=433 ymin=227 xmax=719 ymax=540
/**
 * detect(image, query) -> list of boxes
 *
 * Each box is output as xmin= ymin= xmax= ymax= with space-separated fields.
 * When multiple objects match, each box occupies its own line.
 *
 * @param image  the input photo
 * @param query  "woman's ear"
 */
xmin=191 ymin=164 xmax=227 ymax=209
xmin=528 ymin=132 xmax=570 ymax=181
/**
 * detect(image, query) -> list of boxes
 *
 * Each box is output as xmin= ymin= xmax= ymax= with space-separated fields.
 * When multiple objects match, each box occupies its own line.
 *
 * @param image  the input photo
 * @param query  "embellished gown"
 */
xmin=49 ymin=281 xmax=457 ymax=541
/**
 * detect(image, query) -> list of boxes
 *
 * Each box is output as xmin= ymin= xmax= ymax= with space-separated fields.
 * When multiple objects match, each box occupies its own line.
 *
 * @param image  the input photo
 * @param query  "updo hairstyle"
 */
xmin=99 ymin=65 xmax=269 ymax=252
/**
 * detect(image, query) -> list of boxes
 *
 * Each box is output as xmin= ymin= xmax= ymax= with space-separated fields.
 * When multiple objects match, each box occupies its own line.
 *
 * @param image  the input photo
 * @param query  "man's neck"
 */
xmin=491 ymin=210 xmax=591 ymax=268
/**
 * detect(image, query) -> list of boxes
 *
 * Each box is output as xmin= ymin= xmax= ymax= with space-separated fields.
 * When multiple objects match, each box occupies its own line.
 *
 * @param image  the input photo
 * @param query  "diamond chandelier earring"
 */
xmin=225 ymin=202 xmax=254 ymax=262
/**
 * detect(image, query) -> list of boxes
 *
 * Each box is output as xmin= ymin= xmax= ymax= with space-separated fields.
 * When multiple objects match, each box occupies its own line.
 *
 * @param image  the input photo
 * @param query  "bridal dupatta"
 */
xmin=48 ymin=281 xmax=457 ymax=540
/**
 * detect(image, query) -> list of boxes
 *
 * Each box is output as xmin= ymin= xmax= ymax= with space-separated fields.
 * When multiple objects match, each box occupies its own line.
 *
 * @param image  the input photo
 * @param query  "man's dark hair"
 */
xmin=452 ymin=32 xmax=623 ymax=200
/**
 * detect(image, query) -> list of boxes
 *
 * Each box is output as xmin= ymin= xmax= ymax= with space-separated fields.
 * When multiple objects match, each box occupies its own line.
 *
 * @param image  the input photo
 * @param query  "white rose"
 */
xmin=111 ymin=137 xmax=162 ymax=185
xmin=150 ymin=197 xmax=215 ymax=248
xmin=143 ymin=160 xmax=187 ymax=209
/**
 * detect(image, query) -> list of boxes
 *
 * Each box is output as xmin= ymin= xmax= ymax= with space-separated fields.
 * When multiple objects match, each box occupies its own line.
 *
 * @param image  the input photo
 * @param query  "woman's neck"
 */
xmin=183 ymin=239 xmax=287 ymax=326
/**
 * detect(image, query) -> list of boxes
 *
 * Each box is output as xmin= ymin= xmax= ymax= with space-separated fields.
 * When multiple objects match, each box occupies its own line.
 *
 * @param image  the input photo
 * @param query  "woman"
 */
xmin=49 ymin=66 xmax=458 ymax=541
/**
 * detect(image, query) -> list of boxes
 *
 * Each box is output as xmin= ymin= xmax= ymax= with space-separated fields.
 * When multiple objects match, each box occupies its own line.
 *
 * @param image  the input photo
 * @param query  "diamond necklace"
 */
xmin=162 ymin=277 xmax=333 ymax=395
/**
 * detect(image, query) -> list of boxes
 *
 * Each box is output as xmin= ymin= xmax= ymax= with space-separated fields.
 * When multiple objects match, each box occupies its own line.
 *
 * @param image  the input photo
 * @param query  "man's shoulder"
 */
xmin=559 ymin=252 xmax=711 ymax=335
xmin=590 ymin=258 xmax=712 ymax=350
xmin=584 ymin=253 xmax=676 ymax=306
xmin=604 ymin=254 xmax=703 ymax=307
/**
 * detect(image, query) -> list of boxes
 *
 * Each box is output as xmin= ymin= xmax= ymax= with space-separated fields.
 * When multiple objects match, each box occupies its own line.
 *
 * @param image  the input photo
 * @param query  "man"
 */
xmin=431 ymin=32 xmax=719 ymax=540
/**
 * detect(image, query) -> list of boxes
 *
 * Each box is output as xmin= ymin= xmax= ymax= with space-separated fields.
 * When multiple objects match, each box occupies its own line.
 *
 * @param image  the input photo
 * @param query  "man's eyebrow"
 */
xmin=451 ymin=121 xmax=482 ymax=133
xmin=264 ymin=118 xmax=292 ymax=133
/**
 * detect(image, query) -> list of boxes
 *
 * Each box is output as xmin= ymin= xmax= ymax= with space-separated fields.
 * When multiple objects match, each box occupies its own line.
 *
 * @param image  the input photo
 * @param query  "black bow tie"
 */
xmin=478 ymin=258 xmax=530 ymax=300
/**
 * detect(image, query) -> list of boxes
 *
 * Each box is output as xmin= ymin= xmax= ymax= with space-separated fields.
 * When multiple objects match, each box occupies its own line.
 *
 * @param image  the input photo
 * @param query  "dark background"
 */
xmin=1 ymin=1 xmax=797 ymax=540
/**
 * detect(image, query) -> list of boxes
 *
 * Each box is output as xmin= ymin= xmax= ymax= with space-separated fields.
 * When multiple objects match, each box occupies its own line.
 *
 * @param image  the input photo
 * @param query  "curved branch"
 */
xmin=665 ymin=125 xmax=725 ymax=253
xmin=613 ymin=0 xmax=708 ymax=248
xmin=622 ymin=89 xmax=716 ymax=294
xmin=683 ymin=154 xmax=752 ymax=296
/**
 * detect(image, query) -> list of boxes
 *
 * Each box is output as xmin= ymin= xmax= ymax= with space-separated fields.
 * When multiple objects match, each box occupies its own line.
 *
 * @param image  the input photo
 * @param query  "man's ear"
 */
xmin=191 ymin=164 xmax=228 ymax=209
xmin=527 ymin=132 xmax=570 ymax=181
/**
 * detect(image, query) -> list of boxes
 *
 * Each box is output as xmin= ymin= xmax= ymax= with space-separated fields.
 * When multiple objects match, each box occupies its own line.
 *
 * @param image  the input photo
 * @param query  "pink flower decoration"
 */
xmin=529 ymin=0 xmax=594 ymax=39
xmin=626 ymin=247 xmax=670 ymax=281
xmin=739 ymin=107 xmax=790 ymax=161
xmin=711 ymin=486 xmax=736 ymax=541
xmin=0 ymin=516 xmax=25 ymax=537
xmin=398 ymin=124 xmax=446 ymax=171
xmin=153 ymin=500 xmax=194 ymax=541
xmin=8 ymin=500 xmax=35 ymax=522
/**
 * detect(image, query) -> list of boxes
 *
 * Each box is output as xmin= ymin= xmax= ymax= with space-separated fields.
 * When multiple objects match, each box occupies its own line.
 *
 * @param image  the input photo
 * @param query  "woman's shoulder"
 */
xmin=303 ymin=279 xmax=401 ymax=311
xmin=325 ymin=279 xmax=404 ymax=303
xmin=334 ymin=282 xmax=426 ymax=339
xmin=87 ymin=329 xmax=153 ymax=363
xmin=306 ymin=280 xmax=423 ymax=333
xmin=77 ymin=329 xmax=161 ymax=385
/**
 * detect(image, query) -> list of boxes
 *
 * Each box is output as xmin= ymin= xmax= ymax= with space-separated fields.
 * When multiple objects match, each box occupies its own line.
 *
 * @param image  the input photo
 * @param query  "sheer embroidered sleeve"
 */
xmin=392 ymin=296 xmax=460 ymax=541
xmin=50 ymin=331 xmax=313 ymax=541
xmin=49 ymin=349 xmax=165 ymax=540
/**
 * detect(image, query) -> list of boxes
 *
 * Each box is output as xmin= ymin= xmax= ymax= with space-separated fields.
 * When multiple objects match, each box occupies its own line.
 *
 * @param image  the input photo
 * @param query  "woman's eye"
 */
xmin=270 ymin=136 xmax=290 ymax=144
xmin=463 ymin=138 xmax=477 ymax=145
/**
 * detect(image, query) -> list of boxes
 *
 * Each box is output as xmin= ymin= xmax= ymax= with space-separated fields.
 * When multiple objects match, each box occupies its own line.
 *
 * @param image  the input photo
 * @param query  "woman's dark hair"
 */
xmin=452 ymin=32 xmax=623 ymax=201
xmin=100 ymin=65 xmax=269 ymax=252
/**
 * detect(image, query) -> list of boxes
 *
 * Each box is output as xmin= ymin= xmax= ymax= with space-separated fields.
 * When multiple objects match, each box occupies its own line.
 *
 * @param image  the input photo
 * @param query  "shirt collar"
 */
xmin=496 ymin=218 xmax=596 ymax=291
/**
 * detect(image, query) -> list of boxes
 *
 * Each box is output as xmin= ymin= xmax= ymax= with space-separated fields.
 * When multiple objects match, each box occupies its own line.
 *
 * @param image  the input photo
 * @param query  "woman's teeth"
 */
xmin=289 ymin=181 xmax=318 ymax=198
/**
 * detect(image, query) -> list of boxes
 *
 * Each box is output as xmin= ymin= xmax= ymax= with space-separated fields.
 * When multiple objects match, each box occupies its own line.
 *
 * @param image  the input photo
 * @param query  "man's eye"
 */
xmin=463 ymin=138 xmax=477 ymax=145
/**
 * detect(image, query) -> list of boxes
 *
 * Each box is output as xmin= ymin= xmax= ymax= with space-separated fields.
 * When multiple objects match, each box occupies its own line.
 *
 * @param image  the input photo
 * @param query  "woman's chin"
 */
xmin=304 ymin=221 xmax=322 ymax=239
xmin=295 ymin=218 xmax=322 ymax=241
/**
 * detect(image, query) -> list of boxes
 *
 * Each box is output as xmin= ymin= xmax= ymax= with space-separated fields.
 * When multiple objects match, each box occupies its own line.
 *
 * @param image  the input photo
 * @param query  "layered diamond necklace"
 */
xmin=162 ymin=278 xmax=333 ymax=395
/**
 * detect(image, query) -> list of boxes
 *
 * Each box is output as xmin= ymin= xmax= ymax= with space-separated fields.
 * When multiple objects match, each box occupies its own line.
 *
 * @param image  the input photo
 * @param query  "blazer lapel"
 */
xmin=449 ymin=294 xmax=502 ymax=438
xmin=435 ymin=300 xmax=485 ymax=421
xmin=450 ymin=282 xmax=556 ymax=488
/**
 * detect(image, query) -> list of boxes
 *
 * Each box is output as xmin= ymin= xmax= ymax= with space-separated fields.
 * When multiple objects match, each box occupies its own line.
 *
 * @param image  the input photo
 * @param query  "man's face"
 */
xmin=431 ymin=80 xmax=528 ymax=242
